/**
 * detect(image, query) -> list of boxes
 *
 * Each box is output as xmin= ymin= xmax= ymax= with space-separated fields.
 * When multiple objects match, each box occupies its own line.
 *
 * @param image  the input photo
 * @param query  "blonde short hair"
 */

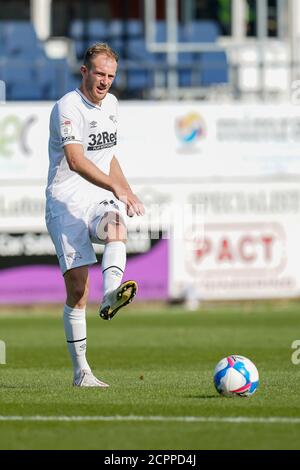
xmin=83 ymin=43 xmax=119 ymax=69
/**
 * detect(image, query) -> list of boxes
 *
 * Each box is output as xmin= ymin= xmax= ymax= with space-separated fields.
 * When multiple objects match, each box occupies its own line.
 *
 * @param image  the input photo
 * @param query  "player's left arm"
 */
xmin=109 ymin=156 xmax=145 ymax=217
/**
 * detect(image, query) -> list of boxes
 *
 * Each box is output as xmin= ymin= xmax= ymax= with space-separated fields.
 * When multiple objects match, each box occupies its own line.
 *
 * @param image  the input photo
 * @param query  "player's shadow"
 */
xmin=184 ymin=394 xmax=219 ymax=399
xmin=0 ymin=384 xmax=27 ymax=389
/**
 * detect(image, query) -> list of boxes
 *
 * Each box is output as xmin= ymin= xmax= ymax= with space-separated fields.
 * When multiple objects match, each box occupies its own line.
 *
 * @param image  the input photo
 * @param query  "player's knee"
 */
xmin=108 ymin=221 xmax=127 ymax=242
xmin=101 ymin=211 xmax=127 ymax=243
xmin=74 ymin=284 xmax=88 ymax=302
xmin=66 ymin=275 xmax=89 ymax=307
xmin=110 ymin=219 xmax=127 ymax=239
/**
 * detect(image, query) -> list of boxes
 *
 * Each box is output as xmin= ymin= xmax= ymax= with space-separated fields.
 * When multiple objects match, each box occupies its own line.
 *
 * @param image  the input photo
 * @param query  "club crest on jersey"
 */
xmin=109 ymin=115 xmax=117 ymax=124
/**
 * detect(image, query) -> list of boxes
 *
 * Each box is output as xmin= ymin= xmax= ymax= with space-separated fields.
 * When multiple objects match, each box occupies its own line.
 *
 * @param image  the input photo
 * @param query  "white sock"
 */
xmin=63 ymin=304 xmax=91 ymax=379
xmin=102 ymin=241 xmax=126 ymax=297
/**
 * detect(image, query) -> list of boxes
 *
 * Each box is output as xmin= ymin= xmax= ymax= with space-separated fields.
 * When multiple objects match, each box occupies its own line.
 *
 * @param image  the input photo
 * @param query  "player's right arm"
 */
xmin=64 ymin=144 xmax=140 ymax=216
xmin=64 ymin=143 xmax=115 ymax=193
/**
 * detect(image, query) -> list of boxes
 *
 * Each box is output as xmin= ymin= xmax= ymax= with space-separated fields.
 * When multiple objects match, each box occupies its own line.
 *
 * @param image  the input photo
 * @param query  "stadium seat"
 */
xmin=108 ymin=19 xmax=143 ymax=58
xmin=0 ymin=21 xmax=82 ymax=101
xmin=51 ymin=59 xmax=75 ymax=98
xmin=127 ymin=68 xmax=154 ymax=92
xmin=37 ymin=59 xmax=78 ymax=100
xmin=126 ymin=19 xmax=143 ymax=38
xmin=199 ymin=51 xmax=229 ymax=86
xmin=177 ymin=21 xmax=228 ymax=88
xmin=69 ymin=19 xmax=108 ymax=59
xmin=0 ymin=21 xmax=44 ymax=58
xmin=88 ymin=19 xmax=108 ymax=41
xmin=8 ymin=83 xmax=43 ymax=100
xmin=35 ymin=59 xmax=59 ymax=100
xmin=0 ymin=42 xmax=5 ymax=58
xmin=74 ymin=40 xmax=85 ymax=59
xmin=1 ymin=58 xmax=34 ymax=83
xmin=109 ymin=19 xmax=124 ymax=38
xmin=127 ymin=38 xmax=164 ymax=64
xmin=155 ymin=20 xmax=166 ymax=42
xmin=178 ymin=65 xmax=193 ymax=87
xmin=69 ymin=20 xmax=84 ymax=39
xmin=0 ymin=57 xmax=42 ymax=100
xmin=69 ymin=19 xmax=107 ymax=39
xmin=115 ymin=57 xmax=154 ymax=94
xmin=180 ymin=20 xmax=220 ymax=43
xmin=65 ymin=73 xmax=80 ymax=94
xmin=178 ymin=51 xmax=228 ymax=87
xmin=0 ymin=24 xmax=5 ymax=55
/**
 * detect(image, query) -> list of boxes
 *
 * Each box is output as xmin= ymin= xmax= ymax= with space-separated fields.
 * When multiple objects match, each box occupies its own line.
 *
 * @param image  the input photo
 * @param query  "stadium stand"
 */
xmin=0 ymin=21 xmax=77 ymax=100
xmin=177 ymin=20 xmax=228 ymax=87
xmin=0 ymin=18 xmax=229 ymax=100
xmin=0 ymin=20 xmax=44 ymax=58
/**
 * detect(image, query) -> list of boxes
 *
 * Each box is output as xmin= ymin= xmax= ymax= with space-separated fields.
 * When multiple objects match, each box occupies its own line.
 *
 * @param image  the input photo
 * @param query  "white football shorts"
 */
xmin=46 ymin=198 xmax=127 ymax=275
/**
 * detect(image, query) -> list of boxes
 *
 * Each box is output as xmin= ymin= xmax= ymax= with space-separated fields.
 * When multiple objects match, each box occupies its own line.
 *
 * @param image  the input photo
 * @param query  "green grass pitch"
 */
xmin=0 ymin=300 xmax=300 ymax=450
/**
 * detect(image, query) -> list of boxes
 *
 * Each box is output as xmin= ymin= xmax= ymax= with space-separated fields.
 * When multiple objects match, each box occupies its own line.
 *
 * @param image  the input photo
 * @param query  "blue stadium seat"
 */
xmin=69 ymin=20 xmax=84 ymax=39
xmin=178 ymin=51 xmax=228 ymax=87
xmin=178 ymin=66 xmax=193 ymax=87
xmin=0 ymin=50 xmax=80 ymax=101
xmin=1 ymin=58 xmax=34 ymax=83
xmin=110 ymin=38 xmax=125 ymax=57
xmin=199 ymin=51 xmax=228 ymax=86
xmin=109 ymin=19 xmax=124 ymax=38
xmin=155 ymin=20 xmax=167 ymax=42
xmin=178 ymin=19 xmax=219 ymax=68
xmin=39 ymin=61 xmax=78 ymax=100
xmin=126 ymin=19 xmax=143 ymax=38
xmin=74 ymin=40 xmax=86 ymax=59
xmin=8 ymin=83 xmax=43 ymax=100
xmin=0 ymin=42 xmax=5 ymax=57
xmin=65 ymin=73 xmax=80 ymax=94
xmin=50 ymin=59 xmax=75 ymax=98
xmin=127 ymin=68 xmax=154 ymax=92
xmin=69 ymin=19 xmax=107 ymax=40
xmin=88 ymin=19 xmax=108 ymax=41
xmin=180 ymin=20 xmax=220 ymax=43
xmin=176 ymin=20 xmax=228 ymax=88
xmin=0 ymin=57 xmax=43 ymax=100
xmin=69 ymin=20 xmax=108 ymax=58
xmin=115 ymin=58 xmax=154 ymax=93
xmin=0 ymin=24 xmax=5 ymax=54
xmin=127 ymin=38 xmax=162 ymax=64
xmin=35 ymin=59 xmax=58 ymax=100
xmin=0 ymin=21 xmax=44 ymax=58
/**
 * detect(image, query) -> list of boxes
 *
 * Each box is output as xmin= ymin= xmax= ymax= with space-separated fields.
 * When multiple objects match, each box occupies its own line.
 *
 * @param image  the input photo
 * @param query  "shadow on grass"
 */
xmin=0 ymin=384 xmax=21 ymax=389
xmin=0 ymin=383 xmax=34 ymax=389
xmin=185 ymin=394 xmax=219 ymax=399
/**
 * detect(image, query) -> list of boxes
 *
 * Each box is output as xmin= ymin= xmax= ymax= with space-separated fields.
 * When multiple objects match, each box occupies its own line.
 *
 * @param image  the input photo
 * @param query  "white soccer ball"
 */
xmin=213 ymin=355 xmax=259 ymax=397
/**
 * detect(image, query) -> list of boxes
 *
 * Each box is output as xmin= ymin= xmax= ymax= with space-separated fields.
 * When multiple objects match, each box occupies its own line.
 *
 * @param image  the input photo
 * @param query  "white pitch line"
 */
xmin=0 ymin=415 xmax=300 ymax=424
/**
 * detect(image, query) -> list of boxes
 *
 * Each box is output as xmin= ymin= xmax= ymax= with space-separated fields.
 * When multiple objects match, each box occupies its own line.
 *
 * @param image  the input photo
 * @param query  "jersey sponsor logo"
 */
xmin=89 ymin=121 xmax=98 ymax=129
xmin=62 ymin=135 xmax=76 ymax=143
xmin=87 ymin=131 xmax=117 ymax=151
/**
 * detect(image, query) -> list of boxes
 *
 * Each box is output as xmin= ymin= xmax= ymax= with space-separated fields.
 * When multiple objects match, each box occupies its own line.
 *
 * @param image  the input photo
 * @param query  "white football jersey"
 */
xmin=46 ymin=88 xmax=118 ymax=217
